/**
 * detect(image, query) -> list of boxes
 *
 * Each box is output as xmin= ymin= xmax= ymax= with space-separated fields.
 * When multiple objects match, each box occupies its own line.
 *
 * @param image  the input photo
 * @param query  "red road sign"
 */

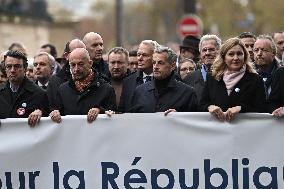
xmin=177 ymin=14 xmax=203 ymax=39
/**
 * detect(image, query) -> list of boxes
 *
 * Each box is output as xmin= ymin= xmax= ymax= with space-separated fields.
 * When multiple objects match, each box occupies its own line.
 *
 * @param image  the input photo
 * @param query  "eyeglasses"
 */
xmin=5 ymin=64 xmax=23 ymax=70
xmin=180 ymin=67 xmax=195 ymax=72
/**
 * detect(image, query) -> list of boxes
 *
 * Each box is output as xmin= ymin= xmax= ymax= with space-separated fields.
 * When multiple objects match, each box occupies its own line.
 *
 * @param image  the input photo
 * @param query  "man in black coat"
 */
xmin=47 ymin=39 xmax=86 ymax=109
xmin=0 ymin=50 xmax=49 ymax=126
xmin=118 ymin=40 xmax=159 ymax=112
xmin=49 ymin=48 xmax=116 ymax=123
xmin=253 ymin=35 xmax=279 ymax=98
xmin=268 ymin=67 xmax=284 ymax=116
xmin=184 ymin=34 xmax=222 ymax=103
xmin=129 ymin=46 xmax=197 ymax=113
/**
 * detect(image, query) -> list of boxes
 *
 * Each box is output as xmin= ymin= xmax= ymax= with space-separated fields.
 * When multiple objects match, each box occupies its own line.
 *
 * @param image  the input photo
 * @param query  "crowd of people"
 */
xmin=0 ymin=31 xmax=284 ymax=126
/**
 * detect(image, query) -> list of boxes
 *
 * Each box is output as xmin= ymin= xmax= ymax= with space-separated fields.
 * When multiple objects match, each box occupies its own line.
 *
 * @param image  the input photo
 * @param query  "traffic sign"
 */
xmin=177 ymin=14 xmax=203 ymax=39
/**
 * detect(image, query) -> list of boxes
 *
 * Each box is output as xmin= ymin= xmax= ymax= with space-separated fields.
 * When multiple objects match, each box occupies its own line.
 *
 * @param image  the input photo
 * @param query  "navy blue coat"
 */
xmin=129 ymin=76 xmax=198 ymax=113
xmin=118 ymin=71 xmax=144 ymax=112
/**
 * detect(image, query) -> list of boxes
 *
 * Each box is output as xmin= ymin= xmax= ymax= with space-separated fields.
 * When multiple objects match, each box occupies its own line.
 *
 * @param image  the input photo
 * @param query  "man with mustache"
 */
xmin=83 ymin=32 xmax=110 ymax=80
xmin=253 ymin=35 xmax=279 ymax=98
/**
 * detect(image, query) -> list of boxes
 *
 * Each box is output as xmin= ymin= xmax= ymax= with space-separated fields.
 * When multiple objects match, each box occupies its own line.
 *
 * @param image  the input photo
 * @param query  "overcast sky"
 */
xmin=47 ymin=0 xmax=96 ymax=17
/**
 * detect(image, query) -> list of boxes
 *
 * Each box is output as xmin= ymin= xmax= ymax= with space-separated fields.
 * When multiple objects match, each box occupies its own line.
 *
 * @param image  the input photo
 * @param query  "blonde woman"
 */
xmin=200 ymin=38 xmax=266 ymax=121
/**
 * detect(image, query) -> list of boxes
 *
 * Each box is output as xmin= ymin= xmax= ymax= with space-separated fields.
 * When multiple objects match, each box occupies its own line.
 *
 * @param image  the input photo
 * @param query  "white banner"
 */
xmin=0 ymin=113 xmax=284 ymax=189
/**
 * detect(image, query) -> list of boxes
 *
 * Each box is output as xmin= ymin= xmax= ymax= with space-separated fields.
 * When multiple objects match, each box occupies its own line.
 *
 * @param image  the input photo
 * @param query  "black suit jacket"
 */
xmin=118 ymin=71 xmax=144 ymax=112
xmin=184 ymin=69 xmax=205 ymax=103
xmin=47 ymin=63 xmax=71 ymax=110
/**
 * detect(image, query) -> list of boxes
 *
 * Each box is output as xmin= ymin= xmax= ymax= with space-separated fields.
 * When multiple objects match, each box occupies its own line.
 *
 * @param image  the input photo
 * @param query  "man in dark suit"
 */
xmin=0 ymin=50 xmax=49 ymax=126
xmin=130 ymin=45 xmax=197 ymax=113
xmin=118 ymin=40 xmax=159 ymax=112
xmin=184 ymin=34 xmax=222 ymax=103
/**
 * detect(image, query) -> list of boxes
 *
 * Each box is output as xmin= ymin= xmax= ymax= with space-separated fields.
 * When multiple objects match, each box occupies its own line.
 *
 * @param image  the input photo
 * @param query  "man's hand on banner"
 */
xmin=28 ymin=109 xmax=42 ymax=127
xmin=272 ymin=107 xmax=284 ymax=117
xmin=49 ymin=110 xmax=62 ymax=123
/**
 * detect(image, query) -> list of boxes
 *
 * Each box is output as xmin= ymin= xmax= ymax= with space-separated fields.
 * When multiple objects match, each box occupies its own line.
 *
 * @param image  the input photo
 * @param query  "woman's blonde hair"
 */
xmin=212 ymin=37 xmax=256 ymax=81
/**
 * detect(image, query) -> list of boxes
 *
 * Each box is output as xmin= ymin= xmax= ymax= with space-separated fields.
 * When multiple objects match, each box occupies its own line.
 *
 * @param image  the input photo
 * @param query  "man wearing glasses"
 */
xmin=184 ymin=34 xmax=222 ymax=103
xmin=0 ymin=50 xmax=49 ymax=126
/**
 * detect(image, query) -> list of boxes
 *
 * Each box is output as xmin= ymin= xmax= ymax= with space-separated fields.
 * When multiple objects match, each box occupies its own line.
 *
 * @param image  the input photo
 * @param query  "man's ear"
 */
xmin=63 ymin=52 xmax=69 ymax=60
xmin=171 ymin=61 xmax=176 ymax=71
xmin=50 ymin=65 xmax=54 ymax=74
xmin=89 ymin=60 xmax=93 ymax=67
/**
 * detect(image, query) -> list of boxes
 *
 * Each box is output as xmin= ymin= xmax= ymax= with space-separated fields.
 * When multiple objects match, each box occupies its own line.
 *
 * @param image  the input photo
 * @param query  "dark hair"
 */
xmin=129 ymin=50 xmax=137 ymax=57
xmin=0 ymin=63 xmax=7 ymax=77
xmin=41 ymin=43 xmax=58 ymax=58
xmin=238 ymin=32 xmax=256 ymax=40
xmin=154 ymin=45 xmax=177 ymax=64
xmin=4 ymin=50 xmax=28 ymax=69
xmin=64 ymin=41 xmax=71 ymax=54
xmin=8 ymin=42 xmax=25 ymax=51
xmin=8 ymin=42 xmax=27 ymax=56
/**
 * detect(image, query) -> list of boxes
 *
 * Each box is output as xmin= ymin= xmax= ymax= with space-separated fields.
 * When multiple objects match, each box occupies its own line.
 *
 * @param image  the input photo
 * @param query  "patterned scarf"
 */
xmin=74 ymin=70 xmax=94 ymax=92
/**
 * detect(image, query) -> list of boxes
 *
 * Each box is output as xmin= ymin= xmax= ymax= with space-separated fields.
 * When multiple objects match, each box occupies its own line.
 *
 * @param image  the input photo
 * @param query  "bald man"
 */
xmin=83 ymin=32 xmax=110 ymax=80
xmin=49 ymin=48 xmax=116 ymax=123
xmin=47 ymin=39 xmax=87 ymax=109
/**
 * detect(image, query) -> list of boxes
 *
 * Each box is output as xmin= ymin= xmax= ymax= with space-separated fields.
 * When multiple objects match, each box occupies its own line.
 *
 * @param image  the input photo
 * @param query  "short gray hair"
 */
xmin=108 ymin=47 xmax=129 ymax=62
xmin=34 ymin=52 xmax=55 ymax=69
xmin=199 ymin=34 xmax=222 ymax=52
xmin=140 ymin=40 xmax=160 ymax=52
xmin=154 ymin=45 xmax=177 ymax=64
xmin=256 ymin=34 xmax=277 ymax=54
